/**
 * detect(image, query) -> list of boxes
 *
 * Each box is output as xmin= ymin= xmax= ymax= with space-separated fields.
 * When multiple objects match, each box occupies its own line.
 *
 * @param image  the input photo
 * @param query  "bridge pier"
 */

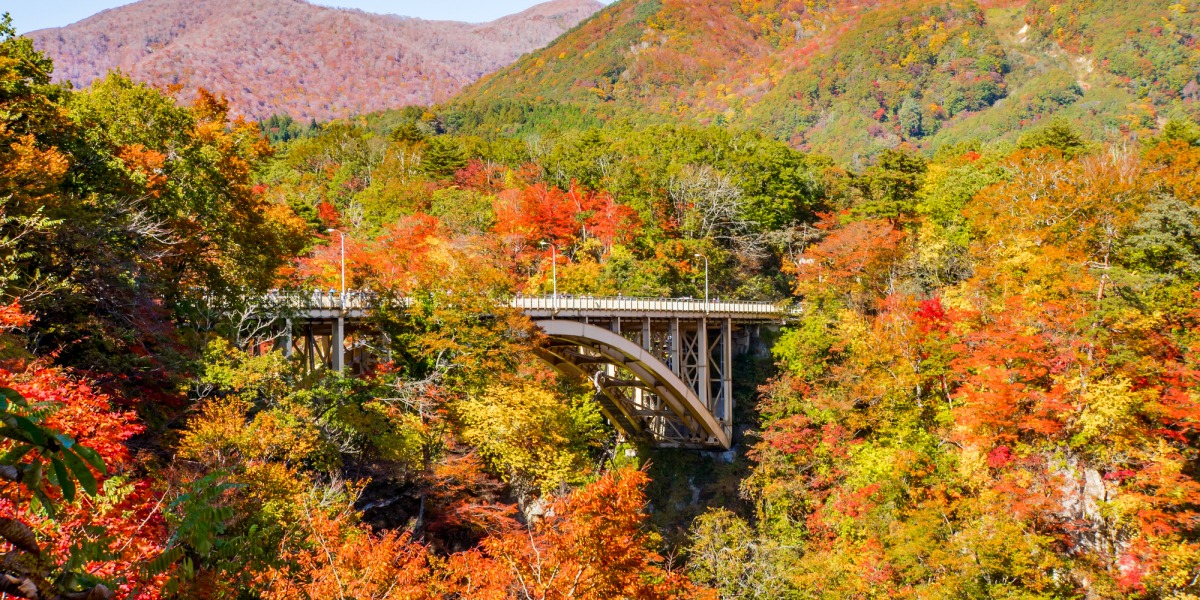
xmin=332 ymin=316 xmax=345 ymax=373
xmin=697 ymin=319 xmax=709 ymax=415
xmin=721 ymin=318 xmax=733 ymax=423
xmin=305 ymin=323 xmax=316 ymax=372
xmin=668 ymin=317 xmax=680 ymax=376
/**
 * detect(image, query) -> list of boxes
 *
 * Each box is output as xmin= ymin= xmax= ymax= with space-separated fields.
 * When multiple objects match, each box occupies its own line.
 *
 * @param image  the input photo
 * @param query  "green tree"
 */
xmin=1017 ymin=118 xmax=1089 ymax=157
xmin=420 ymin=136 xmax=467 ymax=180
xmin=389 ymin=120 xmax=427 ymax=145
xmin=899 ymin=97 xmax=924 ymax=138
xmin=1120 ymin=196 xmax=1200 ymax=279
xmin=1158 ymin=118 xmax=1200 ymax=146
xmin=853 ymin=148 xmax=929 ymax=220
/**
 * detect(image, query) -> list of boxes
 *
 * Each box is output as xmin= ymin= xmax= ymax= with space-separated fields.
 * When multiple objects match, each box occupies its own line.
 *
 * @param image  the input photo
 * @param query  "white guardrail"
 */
xmin=266 ymin=289 xmax=375 ymax=311
xmin=510 ymin=295 xmax=790 ymax=316
xmin=264 ymin=290 xmax=799 ymax=318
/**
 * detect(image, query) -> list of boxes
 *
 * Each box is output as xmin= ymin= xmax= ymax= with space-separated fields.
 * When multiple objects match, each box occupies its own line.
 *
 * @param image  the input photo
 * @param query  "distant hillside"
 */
xmin=28 ymin=0 xmax=603 ymax=121
xmin=450 ymin=0 xmax=1200 ymax=161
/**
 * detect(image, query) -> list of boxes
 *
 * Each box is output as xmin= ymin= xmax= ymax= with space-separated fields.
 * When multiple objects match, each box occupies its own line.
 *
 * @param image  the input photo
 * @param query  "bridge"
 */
xmin=256 ymin=291 xmax=795 ymax=449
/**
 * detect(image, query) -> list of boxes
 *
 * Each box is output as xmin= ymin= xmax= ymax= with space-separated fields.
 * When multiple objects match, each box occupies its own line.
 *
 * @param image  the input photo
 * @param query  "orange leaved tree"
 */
xmin=480 ymin=468 xmax=714 ymax=600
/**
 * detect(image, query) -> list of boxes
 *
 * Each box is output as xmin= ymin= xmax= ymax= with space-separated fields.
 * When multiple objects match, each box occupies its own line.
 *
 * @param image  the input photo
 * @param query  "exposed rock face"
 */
xmin=1058 ymin=456 xmax=1126 ymax=563
xmin=28 ymin=0 xmax=603 ymax=121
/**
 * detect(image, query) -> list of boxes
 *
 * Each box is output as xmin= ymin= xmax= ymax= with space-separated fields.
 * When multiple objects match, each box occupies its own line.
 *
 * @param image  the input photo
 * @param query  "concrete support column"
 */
xmin=332 ymin=316 xmax=345 ymax=373
xmin=611 ymin=316 xmax=621 ymax=335
xmin=283 ymin=319 xmax=293 ymax=358
xmin=669 ymin=317 xmax=680 ymax=376
xmin=305 ymin=323 xmax=315 ymax=373
xmin=722 ymin=318 xmax=733 ymax=423
xmin=697 ymin=318 xmax=709 ymax=410
xmin=637 ymin=317 xmax=652 ymax=409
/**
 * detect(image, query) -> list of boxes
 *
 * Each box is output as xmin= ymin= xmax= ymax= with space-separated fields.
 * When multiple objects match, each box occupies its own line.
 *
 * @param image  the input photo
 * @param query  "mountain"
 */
xmin=27 ymin=0 xmax=603 ymax=121
xmin=450 ymin=0 xmax=1200 ymax=161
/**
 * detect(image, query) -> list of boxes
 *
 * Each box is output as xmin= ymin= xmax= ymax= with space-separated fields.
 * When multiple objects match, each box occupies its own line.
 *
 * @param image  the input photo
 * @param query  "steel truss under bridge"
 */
xmin=250 ymin=291 xmax=795 ymax=449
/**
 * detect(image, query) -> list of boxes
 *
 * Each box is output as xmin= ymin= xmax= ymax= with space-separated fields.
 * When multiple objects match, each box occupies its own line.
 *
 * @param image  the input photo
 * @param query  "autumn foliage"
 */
xmin=0 ymin=306 xmax=169 ymax=597
xmin=255 ymin=468 xmax=705 ymax=600
xmin=7 ymin=4 xmax=1200 ymax=598
xmin=735 ymin=136 xmax=1200 ymax=597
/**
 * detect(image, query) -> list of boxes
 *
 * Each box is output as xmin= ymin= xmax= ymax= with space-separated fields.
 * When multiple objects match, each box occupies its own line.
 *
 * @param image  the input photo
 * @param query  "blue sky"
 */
xmin=8 ymin=0 xmax=604 ymax=33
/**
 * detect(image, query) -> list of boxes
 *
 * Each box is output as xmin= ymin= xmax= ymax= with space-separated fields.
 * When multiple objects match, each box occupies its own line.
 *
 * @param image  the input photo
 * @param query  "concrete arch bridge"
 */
xmin=254 ymin=291 xmax=795 ymax=449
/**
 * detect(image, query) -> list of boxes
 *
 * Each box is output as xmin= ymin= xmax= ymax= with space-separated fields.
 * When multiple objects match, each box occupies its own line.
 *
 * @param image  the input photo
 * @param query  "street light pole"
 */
xmin=694 ymin=253 xmax=709 ymax=307
xmin=326 ymin=228 xmax=347 ymax=373
xmin=327 ymin=228 xmax=346 ymax=301
xmin=540 ymin=241 xmax=558 ymax=313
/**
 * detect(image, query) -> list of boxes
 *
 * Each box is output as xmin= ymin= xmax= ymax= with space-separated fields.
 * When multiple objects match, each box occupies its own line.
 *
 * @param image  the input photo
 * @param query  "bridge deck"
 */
xmin=512 ymin=296 xmax=790 ymax=321
xmin=265 ymin=291 xmax=796 ymax=322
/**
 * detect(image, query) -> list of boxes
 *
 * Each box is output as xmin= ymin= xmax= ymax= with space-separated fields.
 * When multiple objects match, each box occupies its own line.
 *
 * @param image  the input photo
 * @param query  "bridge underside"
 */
xmin=256 ymin=320 xmax=382 ymax=375
xmin=269 ymin=316 xmax=751 ymax=449
xmin=251 ymin=293 xmax=775 ymax=449
xmin=533 ymin=318 xmax=751 ymax=449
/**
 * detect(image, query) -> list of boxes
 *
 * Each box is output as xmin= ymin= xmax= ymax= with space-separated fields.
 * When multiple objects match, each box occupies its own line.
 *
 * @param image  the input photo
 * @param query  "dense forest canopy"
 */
xmin=25 ymin=0 xmax=605 ymax=121
xmin=453 ymin=0 xmax=1200 ymax=163
xmin=2 ymin=0 xmax=1200 ymax=597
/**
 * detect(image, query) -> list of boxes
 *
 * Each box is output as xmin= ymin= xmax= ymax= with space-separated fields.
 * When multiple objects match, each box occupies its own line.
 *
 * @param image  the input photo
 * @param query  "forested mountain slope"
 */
xmin=27 ymin=0 xmax=602 ymax=121
xmin=451 ymin=0 xmax=1200 ymax=161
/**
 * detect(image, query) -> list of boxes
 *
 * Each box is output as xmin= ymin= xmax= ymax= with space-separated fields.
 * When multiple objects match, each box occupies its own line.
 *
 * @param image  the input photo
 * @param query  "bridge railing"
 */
xmin=263 ymin=290 xmax=799 ymax=318
xmin=510 ymin=295 xmax=794 ymax=316
xmin=265 ymin=289 xmax=376 ymax=311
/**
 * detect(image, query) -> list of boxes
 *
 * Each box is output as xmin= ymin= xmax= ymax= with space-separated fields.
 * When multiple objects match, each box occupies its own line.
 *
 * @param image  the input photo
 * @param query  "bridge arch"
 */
xmin=532 ymin=320 xmax=731 ymax=449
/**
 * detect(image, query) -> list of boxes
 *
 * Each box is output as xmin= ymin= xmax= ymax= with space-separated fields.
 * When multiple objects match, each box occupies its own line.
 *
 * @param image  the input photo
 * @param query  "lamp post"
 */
xmin=326 ymin=228 xmax=345 ymax=302
xmin=326 ymin=228 xmax=346 ymax=373
xmin=694 ymin=253 xmax=709 ymax=308
xmin=539 ymin=240 xmax=558 ymax=313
